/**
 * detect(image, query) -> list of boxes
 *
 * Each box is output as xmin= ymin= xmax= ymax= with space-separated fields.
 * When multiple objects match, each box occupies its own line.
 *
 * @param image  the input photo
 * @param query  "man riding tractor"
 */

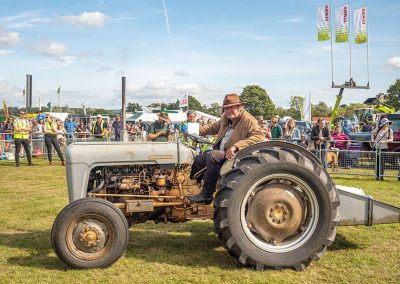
xmin=188 ymin=93 xmax=264 ymax=204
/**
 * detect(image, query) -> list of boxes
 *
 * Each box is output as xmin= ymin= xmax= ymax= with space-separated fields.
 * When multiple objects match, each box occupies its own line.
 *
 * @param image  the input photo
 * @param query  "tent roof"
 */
xmin=45 ymin=112 xmax=69 ymax=121
xmin=126 ymin=112 xmax=187 ymax=123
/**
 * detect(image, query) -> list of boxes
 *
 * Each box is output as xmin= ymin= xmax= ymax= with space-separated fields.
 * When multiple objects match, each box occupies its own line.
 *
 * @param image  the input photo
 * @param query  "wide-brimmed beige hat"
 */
xmin=157 ymin=112 xmax=171 ymax=123
xmin=221 ymin=93 xmax=246 ymax=108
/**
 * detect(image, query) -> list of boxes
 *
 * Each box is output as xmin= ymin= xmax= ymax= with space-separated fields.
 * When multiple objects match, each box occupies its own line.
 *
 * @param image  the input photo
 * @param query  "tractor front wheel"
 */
xmin=51 ymin=198 xmax=129 ymax=269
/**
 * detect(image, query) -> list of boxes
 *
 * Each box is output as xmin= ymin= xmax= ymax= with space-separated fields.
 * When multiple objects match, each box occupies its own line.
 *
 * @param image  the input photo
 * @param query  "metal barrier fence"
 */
xmin=2 ymin=133 xmax=400 ymax=181
xmin=315 ymin=140 xmax=400 ymax=181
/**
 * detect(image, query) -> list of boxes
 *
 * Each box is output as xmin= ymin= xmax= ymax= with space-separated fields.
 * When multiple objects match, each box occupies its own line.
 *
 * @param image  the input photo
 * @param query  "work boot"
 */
xmin=61 ymin=160 xmax=66 ymax=166
xmin=187 ymin=191 xmax=213 ymax=205
xmin=49 ymin=161 xmax=53 ymax=166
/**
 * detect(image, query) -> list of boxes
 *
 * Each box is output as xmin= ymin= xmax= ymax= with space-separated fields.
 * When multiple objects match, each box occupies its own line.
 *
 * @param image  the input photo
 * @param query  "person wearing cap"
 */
xmin=92 ymin=114 xmax=108 ymax=140
xmin=371 ymin=117 xmax=394 ymax=180
xmin=64 ymin=114 xmax=78 ymax=144
xmin=148 ymin=112 xmax=170 ymax=142
xmin=43 ymin=113 xmax=65 ymax=166
xmin=13 ymin=110 xmax=32 ymax=167
xmin=188 ymin=93 xmax=264 ymax=204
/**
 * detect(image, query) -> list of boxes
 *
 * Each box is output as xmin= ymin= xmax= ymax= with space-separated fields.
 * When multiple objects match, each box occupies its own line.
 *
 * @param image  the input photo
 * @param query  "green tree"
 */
xmin=386 ymin=79 xmax=400 ymax=111
xmin=148 ymin=102 xmax=161 ymax=108
xmin=240 ymin=85 xmax=275 ymax=117
xmin=127 ymin=102 xmax=142 ymax=112
xmin=274 ymin=106 xmax=287 ymax=118
xmin=188 ymin=95 xmax=205 ymax=112
xmin=206 ymin=102 xmax=221 ymax=117
xmin=312 ymin=101 xmax=332 ymax=117
xmin=287 ymin=96 xmax=303 ymax=120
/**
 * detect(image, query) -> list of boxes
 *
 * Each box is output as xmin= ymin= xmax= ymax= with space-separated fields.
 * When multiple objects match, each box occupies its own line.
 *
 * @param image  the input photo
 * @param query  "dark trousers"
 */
xmin=190 ymin=150 xmax=227 ymax=196
xmin=45 ymin=134 xmax=64 ymax=162
xmin=14 ymin=138 xmax=32 ymax=165
xmin=376 ymin=149 xmax=388 ymax=179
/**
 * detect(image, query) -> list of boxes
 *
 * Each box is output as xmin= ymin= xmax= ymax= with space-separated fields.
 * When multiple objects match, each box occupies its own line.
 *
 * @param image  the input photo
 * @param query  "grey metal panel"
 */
xmin=66 ymin=162 xmax=91 ymax=202
xmin=337 ymin=186 xmax=400 ymax=226
xmin=65 ymin=141 xmax=196 ymax=202
xmin=372 ymin=201 xmax=400 ymax=225
xmin=337 ymin=188 xmax=370 ymax=225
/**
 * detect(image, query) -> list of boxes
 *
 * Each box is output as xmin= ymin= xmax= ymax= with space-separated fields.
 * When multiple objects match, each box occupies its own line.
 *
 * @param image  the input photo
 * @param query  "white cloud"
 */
xmin=61 ymin=11 xmax=108 ymax=27
xmin=123 ymin=81 xmax=222 ymax=106
xmin=174 ymin=70 xmax=189 ymax=77
xmin=33 ymin=41 xmax=66 ymax=57
xmin=281 ymin=17 xmax=302 ymax=23
xmin=383 ymin=56 xmax=400 ymax=69
xmin=32 ymin=41 xmax=77 ymax=66
xmin=97 ymin=66 xmax=112 ymax=72
xmin=0 ymin=30 xmax=20 ymax=46
xmin=0 ymin=80 xmax=24 ymax=106
xmin=0 ymin=11 xmax=51 ymax=29
xmin=0 ymin=49 xmax=14 ymax=56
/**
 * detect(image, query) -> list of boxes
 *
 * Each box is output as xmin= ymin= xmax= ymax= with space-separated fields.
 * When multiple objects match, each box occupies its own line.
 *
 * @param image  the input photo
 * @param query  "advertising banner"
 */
xmin=317 ymin=4 xmax=331 ymax=41
xmin=354 ymin=7 xmax=367 ymax=44
xmin=335 ymin=5 xmax=349 ymax=42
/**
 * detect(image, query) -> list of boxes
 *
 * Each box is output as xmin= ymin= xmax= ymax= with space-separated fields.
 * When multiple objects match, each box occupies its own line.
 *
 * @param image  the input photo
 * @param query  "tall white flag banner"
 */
xmin=335 ymin=5 xmax=349 ymax=43
xmin=317 ymin=4 xmax=331 ymax=41
xmin=354 ymin=7 xmax=367 ymax=44
xmin=179 ymin=94 xmax=188 ymax=107
xmin=303 ymin=96 xmax=311 ymax=122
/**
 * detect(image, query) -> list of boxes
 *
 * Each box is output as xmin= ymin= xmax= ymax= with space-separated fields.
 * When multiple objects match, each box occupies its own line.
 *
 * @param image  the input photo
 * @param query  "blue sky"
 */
xmin=0 ymin=0 xmax=399 ymax=110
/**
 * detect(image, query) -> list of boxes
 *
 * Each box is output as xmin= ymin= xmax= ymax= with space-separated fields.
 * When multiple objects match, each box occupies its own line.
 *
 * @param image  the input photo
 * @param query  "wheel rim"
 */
xmin=240 ymin=173 xmax=319 ymax=253
xmin=66 ymin=214 xmax=114 ymax=260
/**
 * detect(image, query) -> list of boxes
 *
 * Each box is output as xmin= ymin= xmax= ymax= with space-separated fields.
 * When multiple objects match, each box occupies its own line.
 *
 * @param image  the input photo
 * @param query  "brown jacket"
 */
xmin=200 ymin=109 xmax=264 ymax=151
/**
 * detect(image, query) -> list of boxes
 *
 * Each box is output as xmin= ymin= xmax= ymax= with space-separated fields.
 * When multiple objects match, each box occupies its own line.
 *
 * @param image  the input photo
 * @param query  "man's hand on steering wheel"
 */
xmin=226 ymin=145 xmax=238 ymax=160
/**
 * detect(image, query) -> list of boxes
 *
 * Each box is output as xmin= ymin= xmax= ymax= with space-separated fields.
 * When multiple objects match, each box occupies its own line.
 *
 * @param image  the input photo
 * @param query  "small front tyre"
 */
xmin=51 ymin=198 xmax=129 ymax=269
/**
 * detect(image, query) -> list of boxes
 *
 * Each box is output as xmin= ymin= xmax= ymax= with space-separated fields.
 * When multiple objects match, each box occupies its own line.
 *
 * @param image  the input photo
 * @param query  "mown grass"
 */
xmin=0 ymin=158 xmax=399 ymax=283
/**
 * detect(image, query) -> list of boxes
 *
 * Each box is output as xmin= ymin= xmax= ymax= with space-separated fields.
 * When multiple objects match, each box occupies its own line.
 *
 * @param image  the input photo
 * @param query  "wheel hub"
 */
xmin=247 ymin=183 xmax=305 ymax=243
xmin=80 ymin=227 xmax=100 ymax=247
xmin=71 ymin=219 xmax=109 ymax=255
xmin=269 ymin=203 xmax=289 ymax=224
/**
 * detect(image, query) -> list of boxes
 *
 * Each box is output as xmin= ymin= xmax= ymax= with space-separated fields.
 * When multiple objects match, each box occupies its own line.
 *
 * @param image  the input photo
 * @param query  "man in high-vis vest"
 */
xmin=43 ymin=113 xmax=65 ymax=166
xmin=13 ymin=109 xmax=32 ymax=167
xmin=92 ymin=114 xmax=108 ymax=140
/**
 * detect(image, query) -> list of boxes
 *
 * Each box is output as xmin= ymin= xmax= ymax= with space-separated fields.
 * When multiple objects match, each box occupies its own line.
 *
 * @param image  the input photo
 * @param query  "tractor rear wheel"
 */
xmin=51 ymin=198 xmax=129 ymax=269
xmin=214 ymin=147 xmax=340 ymax=270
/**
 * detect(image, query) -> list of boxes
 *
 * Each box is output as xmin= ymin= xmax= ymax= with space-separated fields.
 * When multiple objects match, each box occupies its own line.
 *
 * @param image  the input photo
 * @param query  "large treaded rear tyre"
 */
xmin=213 ymin=146 xmax=340 ymax=271
xmin=51 ymin=198 xmax=129 ymax=269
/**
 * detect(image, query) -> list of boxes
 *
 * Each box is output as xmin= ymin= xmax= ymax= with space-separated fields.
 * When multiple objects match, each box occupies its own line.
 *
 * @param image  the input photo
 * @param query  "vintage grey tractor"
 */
xmin=51 ymin=137 xmax=400 ymax=270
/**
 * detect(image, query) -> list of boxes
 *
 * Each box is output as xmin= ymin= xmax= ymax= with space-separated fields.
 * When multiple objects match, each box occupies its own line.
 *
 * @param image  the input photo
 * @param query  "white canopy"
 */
xmin=128 ymin=112 xmax=187 ymax=123
xmin=127 ymin=111 xmax=220 ymax=123
xmin=45 ymin=112 xmax=69 ymax=121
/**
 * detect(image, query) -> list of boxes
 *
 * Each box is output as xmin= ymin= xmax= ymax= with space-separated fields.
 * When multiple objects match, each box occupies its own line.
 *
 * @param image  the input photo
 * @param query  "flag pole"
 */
xmin=330 ymin=2 xmax=334 ymax=87
xmin=348 ymin=3 xmax=352 ymax=81
xmin=366 ymin=5 xmax=370 ymax=86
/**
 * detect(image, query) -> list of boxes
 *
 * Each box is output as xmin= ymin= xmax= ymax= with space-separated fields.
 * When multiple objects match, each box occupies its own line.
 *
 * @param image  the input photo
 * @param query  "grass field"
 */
xmin=0 ymin=158 xmax=399 ymax=283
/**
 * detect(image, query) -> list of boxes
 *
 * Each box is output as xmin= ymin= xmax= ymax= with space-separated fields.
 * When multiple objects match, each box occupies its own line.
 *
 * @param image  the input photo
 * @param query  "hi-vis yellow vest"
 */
xmin=45 ymin=120 xmax=57 ymax=134
xmin=14 ymin=118 xmax=29 ymax=139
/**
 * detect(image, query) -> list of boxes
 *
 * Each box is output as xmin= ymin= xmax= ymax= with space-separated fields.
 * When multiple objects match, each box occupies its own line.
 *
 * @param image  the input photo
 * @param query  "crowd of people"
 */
xmin=0 ymin=104 xmax=399 ymax=182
